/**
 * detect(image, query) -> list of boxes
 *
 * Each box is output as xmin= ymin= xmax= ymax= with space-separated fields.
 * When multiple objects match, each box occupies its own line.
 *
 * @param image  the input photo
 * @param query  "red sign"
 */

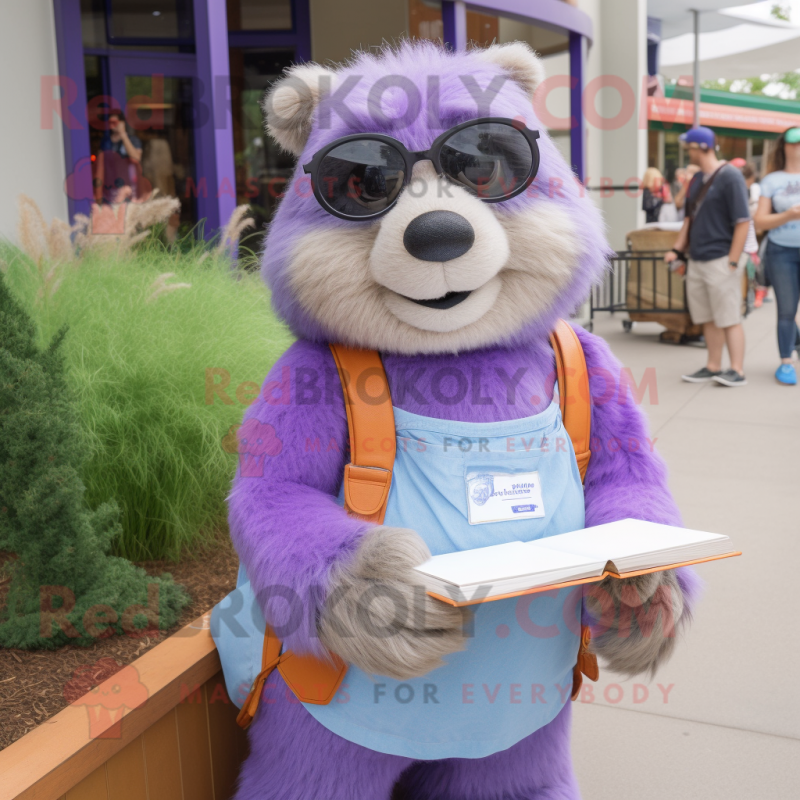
xmin=648 ymin=96 xmax=800 ymax=134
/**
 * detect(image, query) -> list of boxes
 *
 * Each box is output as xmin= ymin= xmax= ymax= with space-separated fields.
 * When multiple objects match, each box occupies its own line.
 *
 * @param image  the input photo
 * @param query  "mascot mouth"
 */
xmin=403 ymin=290 xmax=472 ymax=310
xmin=383 ymin=277 xmax=502 ymax=333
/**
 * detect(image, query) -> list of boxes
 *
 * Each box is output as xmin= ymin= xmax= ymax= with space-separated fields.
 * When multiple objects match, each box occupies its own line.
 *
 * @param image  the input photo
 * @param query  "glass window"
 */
xmin=129 ymin=75 xmax=197 ymax=234
xmin=467 ymin=10 xmax=498 ymax=47
xmin=84 ymin=55 xmax=109 ymax=161
xmin=408 ymin=2 xmax=568 ymax=53
xmin=81 ymin=0 xmax=108 ymax=48
xmin=228 ymin=0 xmax=293 ymax=31
xmin=85 ymin=69 xmax=197 ymax=235
xmin=82 ymin=0 xmax=194 ymax=50
xmin=229 ymin=49 xmax=297 ymax=243
xmin=409 ymin=0 xmax=443 ymax=43
xmin=107 ymin=0 xmax=194 ymax=41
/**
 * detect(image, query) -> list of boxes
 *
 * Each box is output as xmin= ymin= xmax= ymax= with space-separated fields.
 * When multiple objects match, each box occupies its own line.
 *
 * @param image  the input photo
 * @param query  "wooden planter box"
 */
xmin=0 ymin=615 xmax=247 ymax=800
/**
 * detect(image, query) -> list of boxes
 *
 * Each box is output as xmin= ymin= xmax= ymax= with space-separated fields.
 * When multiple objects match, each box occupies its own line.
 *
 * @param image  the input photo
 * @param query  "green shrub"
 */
xmin=2 ymin=242 xmax=294 ymax=561
xmin=0 ymin=273 xmax=189 ymax=648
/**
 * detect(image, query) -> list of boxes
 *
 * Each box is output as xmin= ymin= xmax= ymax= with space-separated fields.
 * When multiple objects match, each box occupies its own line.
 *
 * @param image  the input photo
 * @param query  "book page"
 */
xmin=529 ymin=519 xmax=732 ymax=570
xmin=414 ymin=540 xmax=604 ymax=590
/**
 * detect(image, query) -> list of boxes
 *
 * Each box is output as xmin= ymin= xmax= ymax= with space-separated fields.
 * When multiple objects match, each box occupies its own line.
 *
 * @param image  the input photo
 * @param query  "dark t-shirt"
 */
xmin=687 ymin=164 xmax=750 ymax=261
xmin=100 ymin=130 xmax=142 ymax=160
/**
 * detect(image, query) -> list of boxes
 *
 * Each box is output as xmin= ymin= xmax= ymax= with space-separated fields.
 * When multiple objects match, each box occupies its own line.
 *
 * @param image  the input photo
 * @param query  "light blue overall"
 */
xmin=305 ymin=402 xmax=585 ymax=759
xmin=212 ymin=402 xmax=585 ymax=760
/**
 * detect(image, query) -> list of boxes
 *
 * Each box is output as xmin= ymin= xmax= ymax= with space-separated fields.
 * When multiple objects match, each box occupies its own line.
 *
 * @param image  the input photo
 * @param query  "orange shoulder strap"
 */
xmin=549 ymin=319 xmax=592 ymax=482
xmin=548 ymin=321 xmax=598 ymax=698
xmin=328 ymin=343 xmax=395 ymax=524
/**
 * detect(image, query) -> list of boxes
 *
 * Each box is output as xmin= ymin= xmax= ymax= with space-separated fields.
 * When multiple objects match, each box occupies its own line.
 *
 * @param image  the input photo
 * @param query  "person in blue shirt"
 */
xmin=755 ymin=127 xmax=800 ymax=386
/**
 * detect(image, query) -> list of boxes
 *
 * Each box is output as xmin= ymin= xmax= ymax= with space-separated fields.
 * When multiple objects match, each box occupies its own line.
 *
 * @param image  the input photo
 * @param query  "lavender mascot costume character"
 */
xmin=227 ymin=42 xmax=699 ymax=800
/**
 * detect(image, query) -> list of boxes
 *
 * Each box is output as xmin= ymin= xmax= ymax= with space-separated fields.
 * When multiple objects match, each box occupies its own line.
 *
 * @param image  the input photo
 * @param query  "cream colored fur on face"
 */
xmin=287 ymin=183 xmax=581 ymax=354
xmin=371 ymin=163 xmax=508 ymax=333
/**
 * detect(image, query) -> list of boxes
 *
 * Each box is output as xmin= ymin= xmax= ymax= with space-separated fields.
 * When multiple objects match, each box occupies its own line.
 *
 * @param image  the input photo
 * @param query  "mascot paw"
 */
xmin=588 ymin=569 xmax=685 ymax=678
xmin=318 ymin=527 xmax=468 ymax=680
xmin=605 ymin=570 xmax=664 ymax=607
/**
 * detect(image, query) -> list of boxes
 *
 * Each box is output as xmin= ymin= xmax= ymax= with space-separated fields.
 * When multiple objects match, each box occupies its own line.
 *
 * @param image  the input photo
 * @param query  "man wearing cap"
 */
xmin=665 ymin=127 xmax=751 ymax=387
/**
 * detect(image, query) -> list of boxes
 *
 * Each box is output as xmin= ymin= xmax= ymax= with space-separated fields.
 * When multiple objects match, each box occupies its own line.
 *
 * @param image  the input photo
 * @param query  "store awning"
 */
xmin=648 ymin=94 xmax=800 ymax=132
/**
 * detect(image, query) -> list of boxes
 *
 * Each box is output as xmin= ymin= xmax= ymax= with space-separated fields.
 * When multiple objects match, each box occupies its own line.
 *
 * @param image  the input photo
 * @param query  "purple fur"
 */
xmin=228 ymin=339 xmax=360 ymax=659
xmin=235 ymin=673 xmax=577 ymax=800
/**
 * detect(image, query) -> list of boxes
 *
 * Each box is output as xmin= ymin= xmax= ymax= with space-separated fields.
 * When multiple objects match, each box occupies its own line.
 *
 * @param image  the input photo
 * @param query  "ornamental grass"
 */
xmin=2 ymin=199 xmax=293 ymax=562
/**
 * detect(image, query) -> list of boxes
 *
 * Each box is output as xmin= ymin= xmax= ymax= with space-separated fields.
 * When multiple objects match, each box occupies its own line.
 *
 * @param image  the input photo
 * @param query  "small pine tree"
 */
xmin=0 ymin=274 xmax=189 ymax=649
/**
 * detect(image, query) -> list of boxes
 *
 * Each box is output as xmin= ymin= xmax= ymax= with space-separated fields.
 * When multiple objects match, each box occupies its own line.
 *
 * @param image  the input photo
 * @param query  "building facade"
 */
xmin=1 ymin=0 xmax=652 ymax=249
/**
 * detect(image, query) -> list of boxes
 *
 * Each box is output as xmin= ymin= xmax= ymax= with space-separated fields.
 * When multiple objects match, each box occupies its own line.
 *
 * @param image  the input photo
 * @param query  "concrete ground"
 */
xmin=571 ymin=302 xmax=800 ymax=799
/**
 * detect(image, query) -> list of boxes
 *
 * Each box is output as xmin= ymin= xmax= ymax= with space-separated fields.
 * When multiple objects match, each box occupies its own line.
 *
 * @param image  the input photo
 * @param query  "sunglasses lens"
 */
xmin=317 ymin=140 xmax=406 ymax=218
xmin=439 ymin=122 xmax=535 ymax=199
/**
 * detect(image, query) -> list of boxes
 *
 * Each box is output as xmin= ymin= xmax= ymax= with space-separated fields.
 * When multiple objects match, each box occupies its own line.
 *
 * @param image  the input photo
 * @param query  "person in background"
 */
xmin=754 ymin=127 xmax=800 ymax=386
xmin=665 ymin=127 xmax=751 ymax=387
xmin=642 ymin=167 xmax=671 ymax=223
xmin=672 ymin=164 xmax=700 ymax=221
xmin=742 ymin=164 xmax=761 ymax=206
xmin=741 ymin=163 xmax=768 ymax=308
xmin=94 ymin=109 xmax=143 ymax=204
xmin=671 ymin=167 xmax=686 ymax=199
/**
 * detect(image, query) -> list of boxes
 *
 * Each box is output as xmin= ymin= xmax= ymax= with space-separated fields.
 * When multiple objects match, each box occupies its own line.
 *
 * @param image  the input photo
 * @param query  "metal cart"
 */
xmin=590 ymin=228 xmax=703 ymax=343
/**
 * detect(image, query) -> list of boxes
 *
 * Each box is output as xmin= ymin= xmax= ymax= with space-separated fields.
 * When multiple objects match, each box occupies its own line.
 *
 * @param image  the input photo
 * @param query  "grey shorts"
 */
xmin=686 ymin=254 xmax=746 ymax=329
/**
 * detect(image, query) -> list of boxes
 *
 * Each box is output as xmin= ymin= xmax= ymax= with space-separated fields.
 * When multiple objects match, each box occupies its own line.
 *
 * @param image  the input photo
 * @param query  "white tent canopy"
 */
xmin=660 ymin=23 xmax=800 ymax=80
xmin=656 ymin=1 xmax=800 ymax=80
xmin=648 ymin=0 xmax=778 ymax=37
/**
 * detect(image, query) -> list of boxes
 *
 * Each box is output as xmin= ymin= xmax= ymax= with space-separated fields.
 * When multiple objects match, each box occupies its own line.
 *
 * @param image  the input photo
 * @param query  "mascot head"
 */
xmin=261 ymin=41 xmax=609 ymax=355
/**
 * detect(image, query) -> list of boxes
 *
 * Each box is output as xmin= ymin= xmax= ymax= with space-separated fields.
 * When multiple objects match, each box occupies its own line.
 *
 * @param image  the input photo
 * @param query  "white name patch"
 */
xmin=465 ymin=470 xmax=546 ymax=525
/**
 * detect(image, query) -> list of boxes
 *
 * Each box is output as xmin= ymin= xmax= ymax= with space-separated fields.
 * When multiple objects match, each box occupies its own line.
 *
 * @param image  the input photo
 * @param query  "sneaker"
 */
xmin=681 ymin=367 xmax=722 ymax=383
xmin=754 ymin=288 xmax=767 ymax=308
xmin=775 ymin=364 xmax=797 ymax=385
xmin=712 ymin=369 xmax=747 ymax=387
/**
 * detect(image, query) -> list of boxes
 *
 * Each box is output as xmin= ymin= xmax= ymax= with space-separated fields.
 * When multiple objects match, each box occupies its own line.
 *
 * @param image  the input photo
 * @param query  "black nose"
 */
xmin=402 ymin=210 xmax=475 ymax=262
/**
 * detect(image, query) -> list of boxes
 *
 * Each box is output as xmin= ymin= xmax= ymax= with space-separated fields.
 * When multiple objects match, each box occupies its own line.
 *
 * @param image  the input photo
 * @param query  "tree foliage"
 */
xmin=0 ymin=273 xmax=188 ymax=649
xmin=702 ymin=72 xmax=800 ymax=100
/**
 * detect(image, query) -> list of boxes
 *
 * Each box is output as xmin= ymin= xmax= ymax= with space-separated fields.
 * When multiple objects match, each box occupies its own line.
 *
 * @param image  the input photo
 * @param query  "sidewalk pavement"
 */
xmin=572 ymin=304 xmax=800 ymax=799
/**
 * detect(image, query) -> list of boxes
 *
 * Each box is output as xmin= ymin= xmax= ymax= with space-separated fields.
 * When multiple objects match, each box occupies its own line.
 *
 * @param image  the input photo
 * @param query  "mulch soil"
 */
xmin=0 ymin=534 xmax=239 ymax=750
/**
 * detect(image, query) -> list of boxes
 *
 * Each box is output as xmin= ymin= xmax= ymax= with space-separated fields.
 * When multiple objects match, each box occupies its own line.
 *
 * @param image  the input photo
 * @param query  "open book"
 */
xmin=414 ymin=519 xmax=740 ymax=606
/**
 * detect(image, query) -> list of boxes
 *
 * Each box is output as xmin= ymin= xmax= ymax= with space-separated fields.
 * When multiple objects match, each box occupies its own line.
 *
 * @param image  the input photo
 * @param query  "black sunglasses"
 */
xmin=302 ymin=117 xmax=541 ymax=221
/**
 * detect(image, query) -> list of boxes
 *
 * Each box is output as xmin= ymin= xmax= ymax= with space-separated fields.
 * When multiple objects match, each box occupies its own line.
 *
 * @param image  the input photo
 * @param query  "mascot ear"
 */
xmin=476 ymin=42 xmax=545 ymax=100
xmin=263 ymin=63 xmax=337 ymax=156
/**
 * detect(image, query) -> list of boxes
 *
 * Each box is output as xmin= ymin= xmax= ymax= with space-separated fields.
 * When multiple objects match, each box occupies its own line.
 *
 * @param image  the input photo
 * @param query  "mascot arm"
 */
xmin=576 ymin=327 xmax=701 ymax=677
xmin=227 ymin=340 xmax=368 ymax=658
xmin=227 ymin=340 xmax=465 ymax=671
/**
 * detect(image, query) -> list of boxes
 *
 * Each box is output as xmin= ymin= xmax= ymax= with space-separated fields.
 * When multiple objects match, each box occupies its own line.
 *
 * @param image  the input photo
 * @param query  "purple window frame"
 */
xmin=51 ymin=0 xmax=311 ymax=234
xmin=442 ymin=0 xmax=592 ymax=181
